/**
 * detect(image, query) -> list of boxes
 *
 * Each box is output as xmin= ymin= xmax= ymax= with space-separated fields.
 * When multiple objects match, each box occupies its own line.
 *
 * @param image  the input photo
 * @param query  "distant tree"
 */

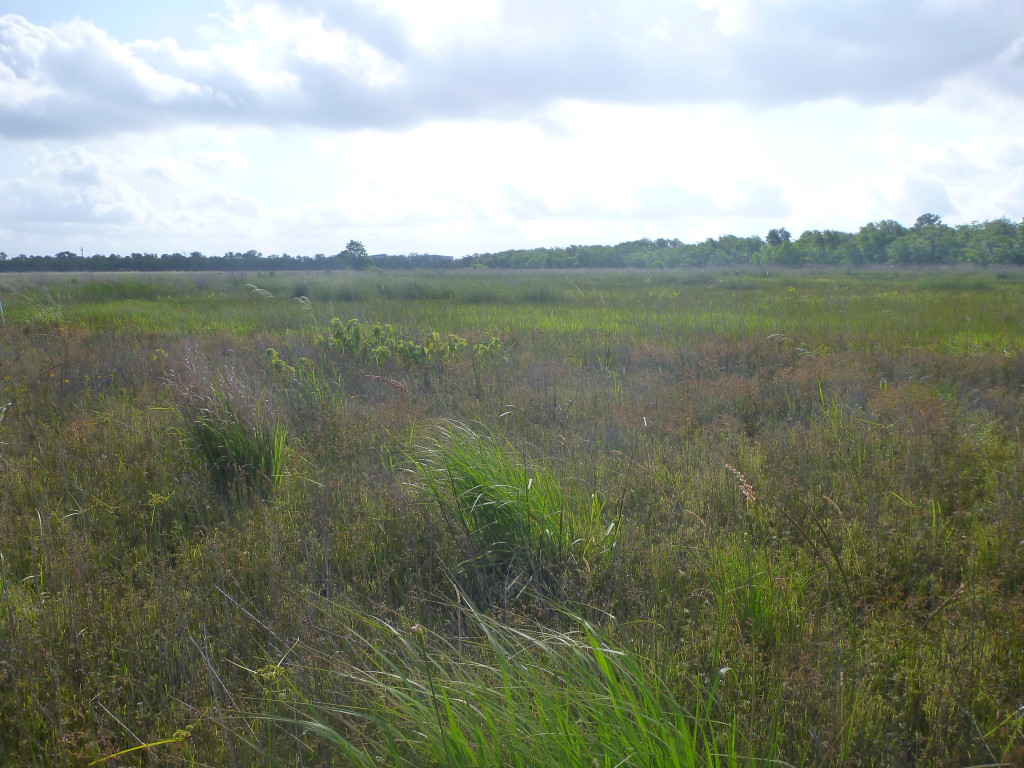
xmin=766 ymin=228 xmax=792 ymax=247
xmin=345 ymin=240 xmax=372 ymax=270
xmin=794 ymin=230 xmax=825 ymax=262
xmin=957 ymin=218 xmax=1022 ymax=264
xmin=894 ymin=218 xmax=956 ymax=264
xmin=159 ymin=252 xmax=188 ymax=270
xmin=854 ymin=219 xmax=907 ymax=264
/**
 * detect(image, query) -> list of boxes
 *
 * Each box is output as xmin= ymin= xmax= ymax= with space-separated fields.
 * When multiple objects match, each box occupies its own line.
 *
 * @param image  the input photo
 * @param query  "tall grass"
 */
xmin=168 ymin=354 xmax=287 ymax=499
xmin=256 ymin=596 xmax=750 ymax=768
xmin=407 ymin=420 xmax=617 ymax=579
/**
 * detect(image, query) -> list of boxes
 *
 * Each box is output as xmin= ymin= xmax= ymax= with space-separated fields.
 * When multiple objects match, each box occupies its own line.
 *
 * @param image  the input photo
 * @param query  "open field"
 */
xmin=1 ymin=268 xmax=1023 ymax=767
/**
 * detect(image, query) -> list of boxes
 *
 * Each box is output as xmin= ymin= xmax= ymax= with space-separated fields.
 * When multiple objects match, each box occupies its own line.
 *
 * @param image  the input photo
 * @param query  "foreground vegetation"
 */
xmin=1 ymin=268 xmax=1022 ymax=766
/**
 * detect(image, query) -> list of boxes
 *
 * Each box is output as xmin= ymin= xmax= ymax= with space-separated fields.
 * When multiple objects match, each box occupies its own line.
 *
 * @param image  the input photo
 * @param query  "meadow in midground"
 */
xmin=1 ymin=268 xmax=1022 ymax=767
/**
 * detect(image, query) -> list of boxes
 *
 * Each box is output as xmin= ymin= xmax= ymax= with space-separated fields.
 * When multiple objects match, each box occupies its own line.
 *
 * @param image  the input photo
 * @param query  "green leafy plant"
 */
xmin=319 ymin=317 xmax=488 ymax=370
xmin=264 ymin=347 xmax=294 ymax=376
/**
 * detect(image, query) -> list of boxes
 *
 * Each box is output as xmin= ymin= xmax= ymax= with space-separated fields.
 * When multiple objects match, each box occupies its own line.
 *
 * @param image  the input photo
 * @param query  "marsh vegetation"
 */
xmin=1 ymin=268 xmax=1022 ymax=766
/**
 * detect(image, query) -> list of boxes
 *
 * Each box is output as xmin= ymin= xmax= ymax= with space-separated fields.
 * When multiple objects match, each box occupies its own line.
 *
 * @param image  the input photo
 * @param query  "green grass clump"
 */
xmin=408 ymin=421 xmax=616 ymax=577
xmin=260 ymin=597 xmax=745 ymax=768
xmin=169 ymin=356 xmax=286 ymax=499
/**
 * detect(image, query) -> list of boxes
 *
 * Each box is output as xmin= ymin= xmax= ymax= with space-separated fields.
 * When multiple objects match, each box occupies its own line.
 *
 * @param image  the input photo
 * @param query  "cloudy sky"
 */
xmin=2 ymin=0 xmax=1024 ymax=257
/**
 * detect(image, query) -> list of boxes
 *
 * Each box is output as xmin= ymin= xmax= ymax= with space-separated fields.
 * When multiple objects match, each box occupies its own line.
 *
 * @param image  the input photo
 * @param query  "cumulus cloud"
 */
xmin=2 ymin=0 xmax=1023 ymax=139
xmin=0 ymin=17 xmax=207 ymax=138
xmin=0 ymin=146 xmax=149 ymax=225
xmin=898 ymin=176 xmax=957 ymax=219
xmin=3 ymin=1 xmax=1023 ymax=256
xmin=722 ymin=0 xmax=1024 ymax=103
xmin=627 ymin=183 xmax=792 ymax=221
xmin=499 ymin=180 xmax=792 ymax=226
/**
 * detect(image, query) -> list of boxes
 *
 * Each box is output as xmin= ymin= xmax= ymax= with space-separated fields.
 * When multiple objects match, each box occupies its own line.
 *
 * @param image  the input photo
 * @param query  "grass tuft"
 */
xmin=168 ymin=354 xmax=286 ymax=499
xmin=407 ymin=420 xmax=617 ymax=579
xmin=256 ymin=596 xmax=752 ymax=768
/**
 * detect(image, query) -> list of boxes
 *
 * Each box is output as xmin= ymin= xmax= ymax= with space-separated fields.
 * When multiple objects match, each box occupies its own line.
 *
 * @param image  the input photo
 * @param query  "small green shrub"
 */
xmin=21 ymin=297 xmax=69 ymax=331
xmin=318 ymin=318 xmax=488 ymax=370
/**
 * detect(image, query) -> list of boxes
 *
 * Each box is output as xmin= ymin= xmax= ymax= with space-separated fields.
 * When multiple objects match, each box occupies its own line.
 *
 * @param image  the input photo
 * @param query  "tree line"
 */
xmin=0 ymin=241 xmax=460 ymax=273
xmin=463 ymin=215 xmax=1024 ymax=268
xmin=2 ymin=215 xmax=1023 ymax=272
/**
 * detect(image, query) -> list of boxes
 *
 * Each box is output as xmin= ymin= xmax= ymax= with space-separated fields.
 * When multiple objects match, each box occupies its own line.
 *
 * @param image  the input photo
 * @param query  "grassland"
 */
xmin=1 ymin=268 xmax=1022 ymax=767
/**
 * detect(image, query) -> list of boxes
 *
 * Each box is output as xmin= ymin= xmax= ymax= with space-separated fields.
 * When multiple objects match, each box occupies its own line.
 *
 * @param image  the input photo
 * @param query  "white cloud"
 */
xmin=898 ymin=176 xmax=957 ymax=219
xmin=1 ymin=2 xmax=1023 ymax=256
xmin=3 ymin=1 xmax=1023 ymax=139
xmin=0 ymin=146 xmax=149 ymax=227
xmin=190 ymin=147 xmax=250 ymax=174
xmin=694 ymin=0 xmax=752 ymax=37
xmin=348 ymin=0 xmax=501 ymax=51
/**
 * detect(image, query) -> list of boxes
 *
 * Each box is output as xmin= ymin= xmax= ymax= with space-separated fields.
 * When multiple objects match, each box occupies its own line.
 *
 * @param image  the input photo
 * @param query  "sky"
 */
xmin=2 ymin=0 xmax=1024 ymax=258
